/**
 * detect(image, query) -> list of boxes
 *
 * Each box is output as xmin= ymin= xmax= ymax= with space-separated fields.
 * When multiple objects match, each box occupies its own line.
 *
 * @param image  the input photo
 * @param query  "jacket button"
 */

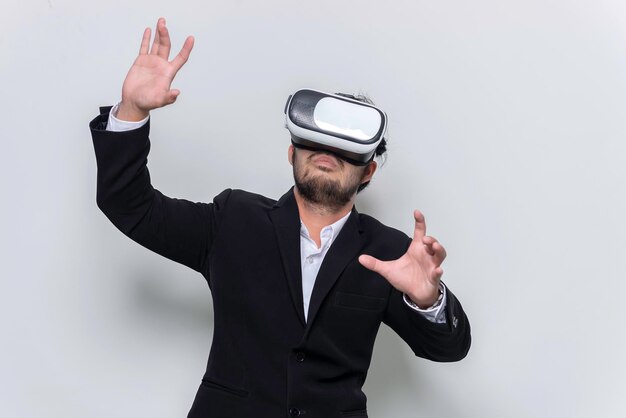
xmin=289 ymin=407 xmax=301 ymax=417
xmin=295 ymin=352 xmax=306 ymax=362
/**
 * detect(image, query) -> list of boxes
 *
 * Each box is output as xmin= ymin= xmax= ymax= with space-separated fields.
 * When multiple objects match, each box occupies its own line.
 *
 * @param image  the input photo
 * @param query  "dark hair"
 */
xmin=334 ymin=92 xmax=388 ymax=192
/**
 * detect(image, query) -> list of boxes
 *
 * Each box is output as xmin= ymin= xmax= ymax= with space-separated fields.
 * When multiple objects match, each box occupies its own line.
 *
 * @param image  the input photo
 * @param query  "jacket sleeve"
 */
xmin=89 ymin=106 xmax=231 ymax=274
xmin=383 ymin=286 xmax=471 ymax=362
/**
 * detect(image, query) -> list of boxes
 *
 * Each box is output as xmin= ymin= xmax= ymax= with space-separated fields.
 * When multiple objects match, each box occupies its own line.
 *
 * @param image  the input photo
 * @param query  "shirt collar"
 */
xmin=300 ymin=210 xmax=352 ymax=246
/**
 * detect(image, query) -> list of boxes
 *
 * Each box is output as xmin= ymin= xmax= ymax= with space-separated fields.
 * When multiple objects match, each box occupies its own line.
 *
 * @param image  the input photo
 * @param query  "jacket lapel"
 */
xmin=305 ymin=208 xmax=365 ymax=329
xmin=268 ymin=188 xmax=306 ymax=327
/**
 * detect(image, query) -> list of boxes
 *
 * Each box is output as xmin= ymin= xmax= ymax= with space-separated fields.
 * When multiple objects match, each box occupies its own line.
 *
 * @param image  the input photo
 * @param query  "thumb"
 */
xmin=167 ymin=89 xmax=180 ymax=104
xmin=359 ymin=254 xmax=389 ymax=276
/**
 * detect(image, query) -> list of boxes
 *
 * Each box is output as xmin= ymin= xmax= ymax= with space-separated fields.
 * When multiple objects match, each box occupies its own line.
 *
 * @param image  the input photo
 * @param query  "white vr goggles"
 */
xmin=284 ymin=88 xmax=388 ymax=165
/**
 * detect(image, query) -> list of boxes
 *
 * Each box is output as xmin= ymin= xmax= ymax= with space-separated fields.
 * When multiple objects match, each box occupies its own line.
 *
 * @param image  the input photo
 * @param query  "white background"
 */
xmin=1 ymin=1 xmax=625 ymax=417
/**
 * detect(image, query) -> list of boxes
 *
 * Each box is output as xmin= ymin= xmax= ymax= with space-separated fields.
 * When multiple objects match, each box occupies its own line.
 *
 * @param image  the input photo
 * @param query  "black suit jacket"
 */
xmin=90 ymin=107 xmax=471 ymax=418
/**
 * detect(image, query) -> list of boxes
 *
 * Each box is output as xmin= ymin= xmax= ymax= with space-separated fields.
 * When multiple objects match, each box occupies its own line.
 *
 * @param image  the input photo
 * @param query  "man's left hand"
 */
xmin=359 ymin=210 xmax=446 ymax=309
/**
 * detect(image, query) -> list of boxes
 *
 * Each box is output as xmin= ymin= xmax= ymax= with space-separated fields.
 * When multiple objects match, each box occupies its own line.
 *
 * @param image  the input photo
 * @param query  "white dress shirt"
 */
xmin=299 ymin=213 xmax=351 ymax=321
xmin=105 ymin=102 xmax=447 ymax=324
xmin=299 ymin=211 xmax=447 ymax=324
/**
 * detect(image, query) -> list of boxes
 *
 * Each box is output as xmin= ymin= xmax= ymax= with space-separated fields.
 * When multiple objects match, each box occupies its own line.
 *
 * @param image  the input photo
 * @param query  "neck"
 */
xmin=293 ymin=187 xmax=353 ymax=247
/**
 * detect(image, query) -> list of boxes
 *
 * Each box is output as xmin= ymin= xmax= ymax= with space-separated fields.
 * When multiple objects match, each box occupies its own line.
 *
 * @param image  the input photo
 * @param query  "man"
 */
xmin=90 ymin=18 xmax=470 ymax=418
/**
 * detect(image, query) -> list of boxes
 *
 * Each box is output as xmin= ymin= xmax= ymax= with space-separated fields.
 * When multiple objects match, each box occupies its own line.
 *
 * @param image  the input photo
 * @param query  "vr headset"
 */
xmin=284 ymin=88 xmax=388 ymax=165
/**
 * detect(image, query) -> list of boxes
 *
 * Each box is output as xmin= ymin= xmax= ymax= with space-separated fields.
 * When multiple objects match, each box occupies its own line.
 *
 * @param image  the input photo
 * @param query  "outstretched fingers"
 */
xmin=359 ymin=254 xmax=392 ymax=277
xmin=413 ymin=210 xmax=426 ymax=241
xmin=422 ymin=236 xmax=447 ymax=265
xmin=149 ymin=18 xmax=163 ymax=55
xmin=156 ymin=19 xmax=172 ymax=59
xmin=139 ymin=27 xmax=151 ymax=55
xmin=171 ymin=36 xmax=195 ymax=73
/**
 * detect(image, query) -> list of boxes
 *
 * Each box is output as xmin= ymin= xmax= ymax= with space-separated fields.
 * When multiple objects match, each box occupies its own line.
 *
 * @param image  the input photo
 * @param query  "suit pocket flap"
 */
xmin=200 ymin=378 xmax=250 ymax=398
xmin=341 ymin=409 xmax=368 ymax=417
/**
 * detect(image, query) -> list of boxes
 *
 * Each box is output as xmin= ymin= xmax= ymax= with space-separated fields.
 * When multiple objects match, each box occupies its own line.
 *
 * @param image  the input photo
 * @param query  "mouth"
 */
xmin=310 ymin=152 xmax=343 ymax=170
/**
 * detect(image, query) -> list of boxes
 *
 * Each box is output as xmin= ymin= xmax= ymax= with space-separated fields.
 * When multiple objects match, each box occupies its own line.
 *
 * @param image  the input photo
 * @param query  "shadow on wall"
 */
xmin=127 ymin=268 xmax=215 ymax=335
xmin=365 ymin=325 xmax=472 ymax=418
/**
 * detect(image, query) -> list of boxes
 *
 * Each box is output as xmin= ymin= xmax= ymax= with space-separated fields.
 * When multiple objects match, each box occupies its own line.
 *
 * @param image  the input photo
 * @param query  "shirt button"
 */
xmin=295 ymin=352 xmax=306 ymax=362
xmin=289 ymin=407 xmax=301 ymax=417
xmin=307 ymin=257 xmax=314 ymax=264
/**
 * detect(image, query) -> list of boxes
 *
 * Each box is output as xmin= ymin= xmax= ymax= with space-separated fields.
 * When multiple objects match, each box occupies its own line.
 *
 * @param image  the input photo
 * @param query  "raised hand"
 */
xmin=117 ymin=18 xmax=195 ymax=121
xmin=359 ymin=210 xmax=446 ymax=308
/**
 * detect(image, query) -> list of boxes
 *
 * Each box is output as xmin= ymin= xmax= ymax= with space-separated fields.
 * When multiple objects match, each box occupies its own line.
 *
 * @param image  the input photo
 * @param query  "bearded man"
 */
xmin=89 ymin=18 xmax=471 ymax=418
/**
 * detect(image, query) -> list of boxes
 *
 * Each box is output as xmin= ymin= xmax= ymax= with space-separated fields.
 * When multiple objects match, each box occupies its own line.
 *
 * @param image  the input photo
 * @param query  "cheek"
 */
xmin=344 ymin=166 xmax=367 ymax=186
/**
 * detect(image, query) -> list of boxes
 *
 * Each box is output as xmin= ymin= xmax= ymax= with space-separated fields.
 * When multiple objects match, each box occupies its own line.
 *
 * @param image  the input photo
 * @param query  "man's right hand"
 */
xmin=117 ymin=17 xmax=194 ymax=121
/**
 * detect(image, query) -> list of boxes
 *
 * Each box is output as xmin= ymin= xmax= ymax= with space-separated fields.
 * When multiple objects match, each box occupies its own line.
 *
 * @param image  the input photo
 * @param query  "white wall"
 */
xmin=2 ymin=0 xmax=625 ymax=417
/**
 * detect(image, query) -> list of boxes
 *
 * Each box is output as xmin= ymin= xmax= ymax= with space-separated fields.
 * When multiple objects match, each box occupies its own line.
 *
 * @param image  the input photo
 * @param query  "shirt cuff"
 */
xmin=106 ymin=102 xmax=149 ymax=132
xmin=403 ymin=283 xmax=448 ymax=324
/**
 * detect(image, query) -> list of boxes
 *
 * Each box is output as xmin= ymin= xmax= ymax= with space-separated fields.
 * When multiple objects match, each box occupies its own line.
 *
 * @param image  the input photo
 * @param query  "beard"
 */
xmin=292 ymin=149 xmax=365 ymax=211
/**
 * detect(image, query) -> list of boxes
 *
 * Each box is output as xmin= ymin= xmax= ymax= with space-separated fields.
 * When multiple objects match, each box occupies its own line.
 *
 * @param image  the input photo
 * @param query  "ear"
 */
xmin=288 ymin=144 xmax=295 ymax=166
xmin=361 ymin=160 xmax=377 ymax=184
